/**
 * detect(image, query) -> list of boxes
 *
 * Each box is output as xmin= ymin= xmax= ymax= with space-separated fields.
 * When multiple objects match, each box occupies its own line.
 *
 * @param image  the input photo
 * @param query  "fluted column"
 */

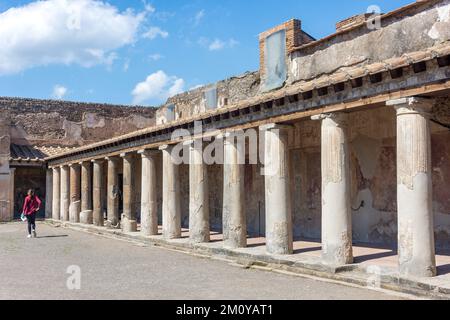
xmin=312 ymin=113 xmax=353 ymax=265
xmin=60 ymin=165 xmax=70 ymax=221
xmin=121 ymin=153 xmax=137 ymax=232
xmin=387 ymin=97 xmax=436 ymax=277
xmin=138 ymin=150 xmax=158 ymax=236
xmin=187 ymin=140 xmax=210 ymax=243
xmin=69 ymin=163 xmax=81 ymax=223
xmin=92 ymin=160 xmax=104 ymax=227
xmin=51 ymin=167 xmax=60 ymax=220
xmin=80 ymin=161 xmax=93 ymax=224
xmin=223 ymin=132 xmax=246 ymax=248
xmin=106 ymin=157 xmax=120 ymax=228
xmin=260 ymin=124 xmax=293 ymax=255
xmin=160 ymin=145 xmax=181 ymax=239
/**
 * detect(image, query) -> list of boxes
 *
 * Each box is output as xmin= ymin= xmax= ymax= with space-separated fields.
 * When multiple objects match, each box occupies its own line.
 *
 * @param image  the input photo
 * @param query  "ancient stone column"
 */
xmin=45 ymin=169 xmax=53 ymax=219
xmin=160 ymin=145 xmax=181 ymax=239
xmin=60 ymin=165 xmax=70 ymax=221
xmin=80 ymin=161 xmax=93 ymax=224
xmin=187 ymin=140 xmax=210 ymax=243
xmin=138 ymin=149 xmax=158 ymax=236
xmin=260 ymin=124 xmax=293 ymax=255
xmin=9 ymin=168 xmax=15 ymax=220
xmin=69 ymin=163 xmax=81 ymax=223
xmin=106 ymin=157 xmax=120 ymax=228
xmin=121 ymin=153 xmax=137 ymax=232
xmin=387 ymin=97 xmax=436 ymax=277
xmin=92 ymin=160 xmax=104 ymax=227
xmin=312 ymin=113 xmax=353 ymax=265
xmin=51 ymin=167 xmax=60 ymax=221
xmin=223 ymin=132 xmax=246 ymax=248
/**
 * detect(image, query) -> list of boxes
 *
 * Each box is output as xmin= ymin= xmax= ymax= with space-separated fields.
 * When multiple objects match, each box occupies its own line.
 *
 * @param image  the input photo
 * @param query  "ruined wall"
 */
xmin=289 ymin=0 xmax=450 ymax=83
xmin=156 ymin=71 xmax=260 ymax=124
xmin=0 ymin=97 xmax=156 ymax=147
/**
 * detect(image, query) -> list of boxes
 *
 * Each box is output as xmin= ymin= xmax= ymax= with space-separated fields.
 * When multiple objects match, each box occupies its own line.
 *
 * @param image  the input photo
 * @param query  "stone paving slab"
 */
xmin=44 ymin=220 xmax=450 ymax=299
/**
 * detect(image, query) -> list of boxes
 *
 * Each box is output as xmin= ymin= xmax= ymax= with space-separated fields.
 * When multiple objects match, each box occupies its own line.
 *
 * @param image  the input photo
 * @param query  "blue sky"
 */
xmin=0 ymin=0 xmax=412 ymax=107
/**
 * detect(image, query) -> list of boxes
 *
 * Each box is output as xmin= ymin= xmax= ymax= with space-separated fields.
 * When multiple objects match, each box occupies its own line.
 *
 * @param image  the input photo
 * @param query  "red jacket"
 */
xmin=22 ymin=195 xmax=42 ymax=216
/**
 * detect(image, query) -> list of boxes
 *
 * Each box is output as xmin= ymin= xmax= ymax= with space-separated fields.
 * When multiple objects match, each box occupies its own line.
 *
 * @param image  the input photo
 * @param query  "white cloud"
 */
xmin=143 ymin=26 xmax=169 ymax=40
xmin=148 ymin=53 xmax=164 ymax=61
xmin=123 ymin=59 xmax=130 ymax=72
xmin=194 ymin=9 xmax=205 ymax=26
xmin=0 ymin=0 xmax=146 ymax=75
xmin=198 ymin=37 xmax=239 ymax=51
xmin=132 ymin=70 xmax=185 ymax=105
xmin=52 ymin=85 xmax=68 ymax=99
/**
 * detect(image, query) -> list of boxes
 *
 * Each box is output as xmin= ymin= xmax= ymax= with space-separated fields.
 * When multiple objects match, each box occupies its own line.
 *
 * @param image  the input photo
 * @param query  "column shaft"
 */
xmin=60 ymin=166 xmax=70 ymax=221
xmin=261 ymin=124 xmax=293 ymax=255
xmin=106 ymin=157 xmax=120 ymax=228
xmin=319 ymin=113 xmax=353 ymax=265
xmin=80 ymin=162 xmax=93 ymax=224
xmin=188 ymin=141 xmax=210 ymax=243
xmin=45 ymin=169 xmax=53 ymax=219
xmin=121 ymin=153 xmax=137 ymax=232
xmin=139 ymin=150 xmax=158 ymax=236
xmin=223 ymin=133 xmax=246 ymax=248
xmin=92 ymin=160 xmax=104 ymax=226
xmin=52 ymin=167 xmax=60 ymax=220
xmin=388 ymin=97 xmax=436 ymax=277
xmin=160 ymin=145 xmax=181 ymax=239
xmin=69 ymin=164 xmax=81 ymax=223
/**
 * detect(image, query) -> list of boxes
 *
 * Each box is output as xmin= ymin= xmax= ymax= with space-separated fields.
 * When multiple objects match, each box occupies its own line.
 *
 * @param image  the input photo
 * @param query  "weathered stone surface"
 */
xmin=318 ymin=113 xmax=353 ymax=265
xmin=1 ymin=97 xmax=156 ymax=147
xmin=289 ymin=1 xmax=450 ymax=83
xmin=106 ymin=157 xmax=120 ymax=228
xmin=388 ymin=97 xmax=436 ymax=278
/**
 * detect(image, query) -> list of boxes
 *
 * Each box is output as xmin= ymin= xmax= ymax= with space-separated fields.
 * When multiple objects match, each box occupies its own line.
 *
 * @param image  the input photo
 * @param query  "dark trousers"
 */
xmin=26 ymin=213 xmax=36 ymax=235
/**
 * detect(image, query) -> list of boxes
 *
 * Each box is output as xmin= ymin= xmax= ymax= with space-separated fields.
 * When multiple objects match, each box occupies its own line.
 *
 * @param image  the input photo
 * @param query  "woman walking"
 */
xmin=22 ymin=189 xmax=41 ymax=238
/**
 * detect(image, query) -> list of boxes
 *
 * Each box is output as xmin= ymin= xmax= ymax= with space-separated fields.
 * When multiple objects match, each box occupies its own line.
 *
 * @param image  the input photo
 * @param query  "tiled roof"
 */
xmin=10 ymin=144 xmax=75 ymax=162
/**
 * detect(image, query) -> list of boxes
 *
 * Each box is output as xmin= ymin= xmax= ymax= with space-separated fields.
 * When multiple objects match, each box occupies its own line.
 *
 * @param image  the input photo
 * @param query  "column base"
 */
xmin=400 ymin=260 xmax=437 ymax=278
xmin=80 ymin=210 xmax=93 ymax=225
xmin=105 ymin=220 xmax=120 ymax=229
xmin=69 ymin=201 xmax=81 ymax=223
xmin=121 ymin=214 xmax=137 ymax=232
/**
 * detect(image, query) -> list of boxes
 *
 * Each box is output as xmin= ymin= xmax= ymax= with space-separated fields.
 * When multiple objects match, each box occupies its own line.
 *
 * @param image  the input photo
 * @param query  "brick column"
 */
xmin=51 ymin=167 xmax=60 ymax=220
xmin=80 ymin=161 xmax=93 ymax=224
xmin=60 ymin=165 xmax=70 ymax=221
xmin=187 ymin=140 xmax=210 ymax=243
xmin=260 ymin=124 xmax=293 ymax=255
xmin=45 ymin=168 xmax=53 ymax=219
xmin=106 ymin=157 xmax=120 ymax=228
xmin=387 ymin=97 xmax=436 ymax=277
xmin=160 ymin=145 xmax=181 ymax=239
xmin=69 ymin=163 xmax=81 ymax=223
xmin=138 ymin=150 xmax=158 ymax=236
xmin=92 ymin=160 xmax=104 ymax=227
xmin=223 ymin=133 xmax=247 ymax=248
xmin=121 ymin=153 xmax=137 ymax=232
xmin=313 ymin=113 xmax=353 ymax=265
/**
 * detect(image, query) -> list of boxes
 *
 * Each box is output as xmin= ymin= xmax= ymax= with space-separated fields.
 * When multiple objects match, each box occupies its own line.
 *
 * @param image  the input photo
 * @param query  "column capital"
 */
xmin=138 ymin=149 xmax=159 ymax=158
xmin=68 ymin=163 xmax=80 ymax=168
xmin=311 ymin=112 xmax=348 ymax=123
xmin=159 ymin=144 xmax=174 ymax=151
xmin=387 ymin=97 xmax=434 ymax=117
xmin=120 ymin=152 xmax=135 ymax=159
xmin=105 ymin=156 xmax=120 ymax=162
xmin=91 ymin=159 xmax=105 ymax=164
xmin=259 ymin=123 xmax=293 ymax=132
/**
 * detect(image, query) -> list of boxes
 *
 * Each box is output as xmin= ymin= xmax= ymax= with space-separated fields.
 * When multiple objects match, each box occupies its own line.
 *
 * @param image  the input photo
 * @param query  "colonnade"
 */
xmin=50 ymin=96 xmax=437 ymax=278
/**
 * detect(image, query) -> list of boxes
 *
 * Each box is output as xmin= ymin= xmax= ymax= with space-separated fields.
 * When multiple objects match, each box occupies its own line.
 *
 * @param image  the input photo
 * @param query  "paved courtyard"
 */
xmin=0 ymin=222 xmax=406 ymax=300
